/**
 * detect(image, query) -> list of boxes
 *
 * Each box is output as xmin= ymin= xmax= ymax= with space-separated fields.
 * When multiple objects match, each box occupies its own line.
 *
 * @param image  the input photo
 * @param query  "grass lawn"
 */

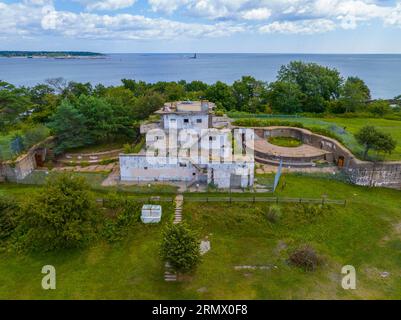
xmin=0 ymin=174 xmax=400 ymax=299
xmin=64 ymin=140 xmax=127 ymax=154
xmin=15 ymin=170 xmax=179 ymax=195
xmin=268 ymin=136 xmax=303 ymax=148
xmin=234 ymin=116 xmax=401 ymax=161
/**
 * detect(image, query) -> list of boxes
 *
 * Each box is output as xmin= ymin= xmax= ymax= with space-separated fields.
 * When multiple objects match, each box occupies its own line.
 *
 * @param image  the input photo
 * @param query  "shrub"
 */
xmin=0 ymin=197 xmax=19 ymax=241
xmin=99 ymin=158 xmax=117 ymax=165
xmin=160 ymin=223 xmax=201 ymax=273
xmin=16 ymin=174 xmax=98 ymax=251
xmin=289 ymin=245 xmax=322 ymax=271
xmin=101 ymin=193 xmax=141 ymax=242
xmin=297 ymin=204 xmax=329 ymax=222
xmin=22 ymin=124 xmax=50 ymax=149
xmin=80 ymin=161 xmax=90 ymax=167
xmin=266 ymin=205 xmax=282 ymax=223
xmin=123 ymin=143 xmax=135 ymax=154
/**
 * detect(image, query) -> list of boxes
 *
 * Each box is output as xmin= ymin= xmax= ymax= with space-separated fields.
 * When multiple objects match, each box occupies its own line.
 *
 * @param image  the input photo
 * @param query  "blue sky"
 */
xmin=0 ymin=0 xmax=400 ymax=53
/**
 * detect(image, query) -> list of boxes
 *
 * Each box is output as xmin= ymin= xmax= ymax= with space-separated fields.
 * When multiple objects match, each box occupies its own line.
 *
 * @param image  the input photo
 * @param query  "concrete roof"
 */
xmin=155 ymin=101 xmax=215 ymax=115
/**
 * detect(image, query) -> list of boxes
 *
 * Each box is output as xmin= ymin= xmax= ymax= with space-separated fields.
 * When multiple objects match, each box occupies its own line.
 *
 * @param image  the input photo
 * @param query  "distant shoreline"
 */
xmin=0 ymin=51 xmax=105 ymax=59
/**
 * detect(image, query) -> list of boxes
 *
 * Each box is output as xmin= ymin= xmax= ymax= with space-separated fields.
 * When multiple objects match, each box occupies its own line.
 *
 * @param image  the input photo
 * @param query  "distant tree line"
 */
xmin=1 ymin=61 xmax=400 ymax=155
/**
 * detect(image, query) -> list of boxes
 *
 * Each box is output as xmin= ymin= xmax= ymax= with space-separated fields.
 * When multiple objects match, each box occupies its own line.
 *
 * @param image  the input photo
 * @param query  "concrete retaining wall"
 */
xmin=0 ymin=137 xmax=53 ymax=182
xmin=249 ymin=126 xmax=401 ymax=189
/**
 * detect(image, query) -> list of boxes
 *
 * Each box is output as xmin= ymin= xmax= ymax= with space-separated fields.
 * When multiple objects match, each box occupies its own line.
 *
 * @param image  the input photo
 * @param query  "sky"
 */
xmin=0 ymin=0 xmax=401 ymax=53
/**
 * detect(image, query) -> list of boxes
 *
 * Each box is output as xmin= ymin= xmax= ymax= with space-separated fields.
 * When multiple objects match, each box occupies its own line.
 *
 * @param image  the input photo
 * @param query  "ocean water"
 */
xmin=0 ymin=53 xmax=400 ymax=99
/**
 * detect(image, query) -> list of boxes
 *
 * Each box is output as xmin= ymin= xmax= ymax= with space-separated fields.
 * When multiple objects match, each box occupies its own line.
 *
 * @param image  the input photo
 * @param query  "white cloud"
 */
xmin=0 ymin=1 xmax=245 ymax=40
xmin=78 ymin=0 xmax=137 ymax=11
xmin=0 ymin=0 xmax=400 ymax=41
xmin=259 ymin=19 xmax=337 ymax=34
xmin=148 ymin=0 xmax=190 ymax=14
xmin=242 ymin=8 xmax=271 ymax=20
xmin=384 ymin=3 xmax=401 ymax=27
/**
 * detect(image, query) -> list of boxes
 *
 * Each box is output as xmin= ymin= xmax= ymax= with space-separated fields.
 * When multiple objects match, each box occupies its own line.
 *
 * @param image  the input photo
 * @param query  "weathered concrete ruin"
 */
xmin=120 ymin=101 xmax=255 ymax=189
xmin=248 ymin=126 xmax=401 ymax=189
xmin=0 ymin=137 xmax=54 ymax=182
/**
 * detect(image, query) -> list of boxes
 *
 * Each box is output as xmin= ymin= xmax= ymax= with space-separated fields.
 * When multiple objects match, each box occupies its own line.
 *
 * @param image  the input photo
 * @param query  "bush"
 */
xmin=160 ymin=223 xmax=201 ymax=273
xmin=0 ymin=197 xmax=19 ymax=241
xmin=16 ymin=174 xmax=98 ymax=251
xmin=99 ymin=158 xmax=117 ymax=165
xmin=289 ymin=245 xmax=322 ymax=271
xmin=22 ymin=124 xmax=50 ymax=149
xmin=296 ymin=204 xmax=330 ymax=223
xmin=101 ymin=193 xmax=141 ymax=242
xmin=266 ymin=205 xmax=282 ymax=223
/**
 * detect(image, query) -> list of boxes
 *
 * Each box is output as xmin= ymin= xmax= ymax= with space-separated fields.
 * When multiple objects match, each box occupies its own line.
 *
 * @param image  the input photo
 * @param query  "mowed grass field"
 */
xmin=0 ymin=175 xmax=401 ymax=299
xmin=323 ymin=118 xmax=401 ymax=160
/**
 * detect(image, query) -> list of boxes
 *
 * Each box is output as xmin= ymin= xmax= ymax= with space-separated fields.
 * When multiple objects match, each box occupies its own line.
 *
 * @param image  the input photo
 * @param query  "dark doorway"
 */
xmin=35 ymin=152 xmax=44 ymax=167
xmin=337 ymin=156 xmax=345 ymax=168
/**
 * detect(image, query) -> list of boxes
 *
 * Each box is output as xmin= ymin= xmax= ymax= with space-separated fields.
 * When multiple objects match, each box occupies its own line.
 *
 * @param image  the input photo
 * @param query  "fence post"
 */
xmin=276 ymin=197 xmax=279 ymax=204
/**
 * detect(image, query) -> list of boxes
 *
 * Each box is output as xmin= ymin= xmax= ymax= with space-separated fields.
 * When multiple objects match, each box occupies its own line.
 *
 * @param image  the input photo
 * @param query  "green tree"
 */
xmin=49 ymin=99 xmax=90 ymax=153
xmin=355 ymin=126 xmax=396 ymax=159
xmin=0 ymin=197 xmax=19 ymax=241
xmin=277 ymin=61 xmax=343 ymax=113
xmin=133 ymin=92 xmax=165 ymax=120
xmin=0 ymin=81 xmax=32 ymax=130
xmin=368 ymin=100 xmax=392 ymax=116
xmin=22 ymin=124 xmax=50 ymax=148
xmin=340 ymin=77 xmax=370 ymax=113
xmin=153 ymin=82 xmax=186 ymax=101
xmin=121 ymin=79 xmax=150 ymax=97
xmin=205 ymin=81 xmax=236 ymax=110
xmin=160 ymin=223 xmax=201 ymax=273
xmin=267 ymin=81 xmax=304 ymax=114
xmin=17 ymin=174 xmax=98 ymax=251
xmin=232 ymin=76 xmax=268 ymax=113
xmin=62 ymin=81 xmax=93 ymax=98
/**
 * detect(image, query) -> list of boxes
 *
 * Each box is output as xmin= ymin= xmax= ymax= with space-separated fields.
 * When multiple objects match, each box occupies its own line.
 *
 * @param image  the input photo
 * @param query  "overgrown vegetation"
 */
xmin=13 ymin=174 xmax=99 ymax=251
xmin=355 ymin=125 xmax=396 ymax=159
xmin=289 ymin=245 xmax=323 ymax=272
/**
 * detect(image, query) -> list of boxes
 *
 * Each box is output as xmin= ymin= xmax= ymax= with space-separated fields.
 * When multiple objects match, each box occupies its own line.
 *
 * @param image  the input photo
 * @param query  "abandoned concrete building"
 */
xmin=120 ymin=101 xmax=255 ymax=189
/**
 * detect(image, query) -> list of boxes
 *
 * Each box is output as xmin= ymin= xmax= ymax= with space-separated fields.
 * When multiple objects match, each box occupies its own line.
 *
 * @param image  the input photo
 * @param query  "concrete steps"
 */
xmin=164 ymin=262 xmax=177 ymax=282
xmin=173 ymin=195 xmax=184 ymax=224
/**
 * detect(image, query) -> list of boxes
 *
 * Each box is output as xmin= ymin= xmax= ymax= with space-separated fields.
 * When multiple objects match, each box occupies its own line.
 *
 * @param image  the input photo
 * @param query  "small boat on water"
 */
xmin=190 ymin=53 xmax=197 ymax=59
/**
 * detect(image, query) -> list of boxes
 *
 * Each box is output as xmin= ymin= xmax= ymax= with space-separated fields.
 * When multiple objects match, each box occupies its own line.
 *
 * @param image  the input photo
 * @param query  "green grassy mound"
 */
xmin=268 ymin=136 xmax=303 ymax=148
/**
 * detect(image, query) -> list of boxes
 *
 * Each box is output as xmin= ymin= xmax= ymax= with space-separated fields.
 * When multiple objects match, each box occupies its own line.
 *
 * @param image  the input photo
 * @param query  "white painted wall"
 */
xmin=120 ymin=155 xmax=200 ymax=182
xmin=163 ymin=114 xmax=209 ymax=131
